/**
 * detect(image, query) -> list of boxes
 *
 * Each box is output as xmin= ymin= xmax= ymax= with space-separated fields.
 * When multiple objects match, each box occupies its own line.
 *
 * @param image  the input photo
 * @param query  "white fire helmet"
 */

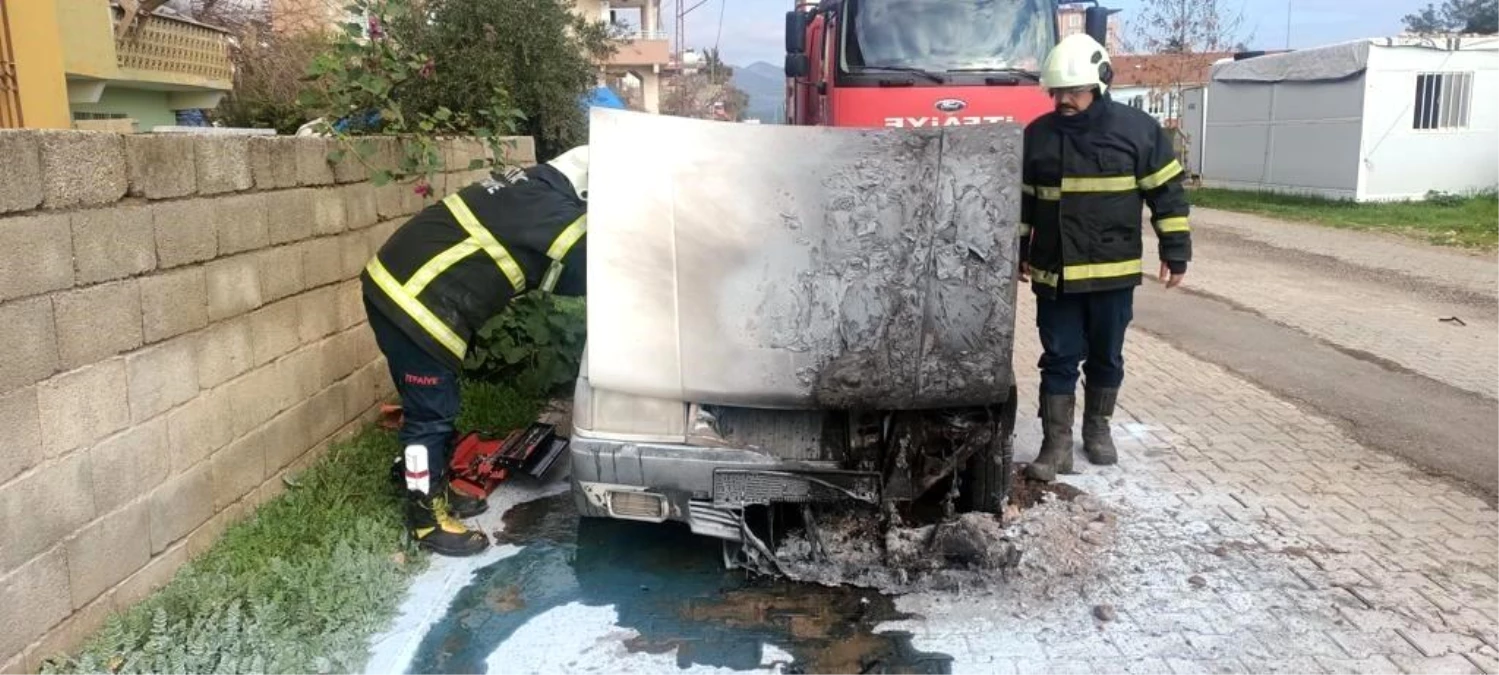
xmin=546 ymin=145 xmax=589 ymax=201
xmin=1040 ymin=33 xmax=1114 ymax=96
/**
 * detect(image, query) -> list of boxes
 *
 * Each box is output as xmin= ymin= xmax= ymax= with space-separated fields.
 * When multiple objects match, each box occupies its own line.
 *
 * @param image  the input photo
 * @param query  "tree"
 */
xmin=389 ymin=0 xmax=616 ymax=158
xmin=1403 ymin=0 xmax=1498 ymax=35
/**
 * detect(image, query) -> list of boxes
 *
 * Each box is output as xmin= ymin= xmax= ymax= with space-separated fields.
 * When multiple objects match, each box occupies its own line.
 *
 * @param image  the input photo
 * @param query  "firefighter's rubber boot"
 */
xmin=445 ymin=481 xmax=489 ymax=518
xmin=406 ymin=491 xmax=489 ymax=557
xmin=1083 ymin=387 xmax=1120 ymax=465
xmin=1025 ymin=394 xmax=1075 ymax=482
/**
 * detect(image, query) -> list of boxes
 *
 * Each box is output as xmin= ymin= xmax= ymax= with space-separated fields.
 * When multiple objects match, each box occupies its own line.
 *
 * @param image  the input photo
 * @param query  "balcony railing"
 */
xmin=113 ymin=9 xmax=233 ymax=86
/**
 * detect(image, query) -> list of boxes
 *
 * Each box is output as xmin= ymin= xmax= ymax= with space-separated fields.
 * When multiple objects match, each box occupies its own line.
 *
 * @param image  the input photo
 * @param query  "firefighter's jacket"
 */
xmin=361 ymin=164 xmax=587 ymax=372
xmin=1019 ymin=100 xmax=1192 ymax=297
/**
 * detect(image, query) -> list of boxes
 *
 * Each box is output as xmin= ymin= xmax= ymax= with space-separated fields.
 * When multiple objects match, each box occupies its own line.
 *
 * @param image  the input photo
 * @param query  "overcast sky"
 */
xmin=674 ymin=0 xmax=1429 ymax=66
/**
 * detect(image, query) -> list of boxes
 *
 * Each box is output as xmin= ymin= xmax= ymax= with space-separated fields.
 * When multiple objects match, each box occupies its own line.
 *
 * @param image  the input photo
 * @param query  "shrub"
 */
xmin=464 ymin=294 xmax=587 ymax=395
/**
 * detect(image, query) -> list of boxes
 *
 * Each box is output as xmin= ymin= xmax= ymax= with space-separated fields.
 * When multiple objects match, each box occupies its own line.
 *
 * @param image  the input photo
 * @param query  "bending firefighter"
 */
xmin=1018 ymin=35 xmax=1193 ymax=481
xmin=362 ymin=148 xmax=589 ymax=556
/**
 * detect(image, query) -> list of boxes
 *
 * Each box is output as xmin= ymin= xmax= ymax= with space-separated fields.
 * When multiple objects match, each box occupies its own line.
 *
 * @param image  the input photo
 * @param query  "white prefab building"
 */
xmin=1185 ymin=36 xmax=1498 ymax=202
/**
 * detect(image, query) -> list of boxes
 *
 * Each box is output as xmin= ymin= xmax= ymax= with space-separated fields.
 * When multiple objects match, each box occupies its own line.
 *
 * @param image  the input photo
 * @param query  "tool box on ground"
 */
xmin=448 ymin=423 xmax=569 ymax=499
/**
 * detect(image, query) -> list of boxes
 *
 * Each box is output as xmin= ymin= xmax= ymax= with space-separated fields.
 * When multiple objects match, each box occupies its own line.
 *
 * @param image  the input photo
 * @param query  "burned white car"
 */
xmin=569 ymin=109 xmax=1022 ymax=575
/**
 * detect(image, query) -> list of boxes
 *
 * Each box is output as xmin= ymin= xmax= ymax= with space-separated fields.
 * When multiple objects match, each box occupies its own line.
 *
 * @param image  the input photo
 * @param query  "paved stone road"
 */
xmin=366 ymin=213 xmax=1499 ymax=675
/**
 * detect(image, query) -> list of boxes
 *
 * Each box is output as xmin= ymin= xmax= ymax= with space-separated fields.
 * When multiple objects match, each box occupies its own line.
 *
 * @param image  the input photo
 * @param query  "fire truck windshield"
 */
xmin=843 ymin=0 xmax=1055 ymax=75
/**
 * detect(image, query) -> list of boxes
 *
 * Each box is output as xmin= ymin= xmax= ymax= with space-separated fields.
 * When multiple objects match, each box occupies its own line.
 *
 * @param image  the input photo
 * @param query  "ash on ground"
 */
xmin=772 ymin=468 xmax=1123 ymax=594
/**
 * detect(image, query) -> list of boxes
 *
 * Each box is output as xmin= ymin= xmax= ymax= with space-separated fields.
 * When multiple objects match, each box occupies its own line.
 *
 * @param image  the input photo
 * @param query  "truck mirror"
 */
xmin=785 ymin=53 xmax=810 ymax=78
xmin=1084 ymin=6 xmax=1113 ymax=47
xmin=786 ymin=10 xmax=808 ymax=54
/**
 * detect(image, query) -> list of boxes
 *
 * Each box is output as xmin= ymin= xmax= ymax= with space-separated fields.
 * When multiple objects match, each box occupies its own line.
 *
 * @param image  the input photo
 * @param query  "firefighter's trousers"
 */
xmin=1035 ymin=287 xmax=1134 ymax=396
xmin=366 ymin=296 xmax=461 ymax=491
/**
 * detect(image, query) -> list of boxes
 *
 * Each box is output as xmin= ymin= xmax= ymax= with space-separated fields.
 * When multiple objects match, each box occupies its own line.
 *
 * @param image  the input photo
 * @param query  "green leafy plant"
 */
xmin=297 ymin=0 xmax=528 ymax=194
xmin=464 ymin=294 xmax=587 ymax=394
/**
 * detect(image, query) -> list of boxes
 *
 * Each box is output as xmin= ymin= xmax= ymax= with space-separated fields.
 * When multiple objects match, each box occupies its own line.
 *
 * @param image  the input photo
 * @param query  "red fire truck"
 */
xmin=784 ymin=0 xmax=1113 ymax=128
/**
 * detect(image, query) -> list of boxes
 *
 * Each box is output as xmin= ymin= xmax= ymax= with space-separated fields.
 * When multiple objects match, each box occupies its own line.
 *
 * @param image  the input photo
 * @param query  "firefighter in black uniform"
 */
xmin=1018 ymin=35 xmax=1193 ymax=482
xmin=362 ymin=147 xmax=589 ymax=556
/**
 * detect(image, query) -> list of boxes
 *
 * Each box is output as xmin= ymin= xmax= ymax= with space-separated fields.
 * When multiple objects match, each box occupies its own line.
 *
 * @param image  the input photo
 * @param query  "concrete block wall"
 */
xmin=0 ymin=130 xmax=537 ymax=673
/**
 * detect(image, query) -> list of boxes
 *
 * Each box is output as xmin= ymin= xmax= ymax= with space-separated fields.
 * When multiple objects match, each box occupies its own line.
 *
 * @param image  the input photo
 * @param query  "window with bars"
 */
xmin=1412 ymin=72 xmax=1473 ymax=130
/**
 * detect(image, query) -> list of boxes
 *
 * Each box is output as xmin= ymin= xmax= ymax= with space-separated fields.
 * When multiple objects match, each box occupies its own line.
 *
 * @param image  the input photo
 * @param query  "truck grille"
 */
xmin=712 ymin=469 xmax=880 ymax=508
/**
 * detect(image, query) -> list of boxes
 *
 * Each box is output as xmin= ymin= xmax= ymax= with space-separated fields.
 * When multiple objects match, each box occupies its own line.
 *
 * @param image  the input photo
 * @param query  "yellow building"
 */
xmin=0 ymin=0 xmax=233 ymax=131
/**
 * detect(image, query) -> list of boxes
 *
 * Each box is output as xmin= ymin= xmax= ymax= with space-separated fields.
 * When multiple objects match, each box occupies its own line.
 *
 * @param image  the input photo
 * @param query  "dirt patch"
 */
xmin=773 ymin=466 xmax=1120 ymax=594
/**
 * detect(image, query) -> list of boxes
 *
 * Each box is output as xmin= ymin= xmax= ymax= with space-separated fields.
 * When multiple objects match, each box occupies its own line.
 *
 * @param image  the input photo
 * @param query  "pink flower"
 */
xmin=413 ymin=180 xmax=433 ymax=198
xmin=367 ymin=15 xmax=384 ymax=39
xmin=419 ymin=58 xmax=435 ymax=79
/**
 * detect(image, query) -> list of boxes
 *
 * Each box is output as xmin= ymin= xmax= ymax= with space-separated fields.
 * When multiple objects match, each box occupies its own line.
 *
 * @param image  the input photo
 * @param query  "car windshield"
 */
xmin=843 ymin=0 xmax=1055 ymax=74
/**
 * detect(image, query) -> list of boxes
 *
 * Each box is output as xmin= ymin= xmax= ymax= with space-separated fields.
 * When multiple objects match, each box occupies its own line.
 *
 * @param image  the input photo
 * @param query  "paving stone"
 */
xmin=126 ymin=134 xmax=196 ymax=199
xmin=0 ymin=452 xmax=95 ymax=572
xmin=66 ymin=501 xmax=151 ymax=608
xmin=1388 ymin=654 xmax=1485 ymax=674
xmin=52 ymin=279 xmax=143 ymax=369
xmin=140 ymin=267 xmax=209 ymax=343
xmin=72 ymin=204 xmax=156 ymax=284
xmin=0 ymin=131 xmax=43 ymax=213
xmin=0 ymin=213 xmax=73 ymax=302
xmin=38 ymin=359 xmax=129 ymax=459
xmin=39 ymin=131 xmax=127 ymax=208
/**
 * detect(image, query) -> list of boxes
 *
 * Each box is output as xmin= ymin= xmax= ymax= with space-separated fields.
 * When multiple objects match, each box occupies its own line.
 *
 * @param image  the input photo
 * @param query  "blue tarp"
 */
xmin=581 ymin=85 xmax=627 ymax=111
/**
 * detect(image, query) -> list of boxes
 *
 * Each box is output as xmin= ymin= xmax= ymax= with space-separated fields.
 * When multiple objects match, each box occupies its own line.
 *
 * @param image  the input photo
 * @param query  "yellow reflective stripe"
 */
xmin=1034 ymin=186 xmax=1061 ymax=201
xmin=404 ymin=240 xmax=481 ymax=296
xmin=1021 ymin=184 xmax=1036 ymax=196
xmin=1061 ymin=175 xmax=1137 ymax=192
xmin=365 ymin=258 xmax=468 ymax=359
xmin=1138 ymin=160 xmax=1183 ymax=190
xmin=1155 ymin=216 xmax=1190 ymax=233
xmin=442 ymin=194 xmax=527 ymax=292
xmin=1032 ymin=268 xmax=1059 ymax=287
xmin=1064 ymin=258 xmax=1143 ymax=281
xmin=546 ymin=216 xmax=587 ymax=261
xmin=1017 ymin=222 xmax=1032 ymax=237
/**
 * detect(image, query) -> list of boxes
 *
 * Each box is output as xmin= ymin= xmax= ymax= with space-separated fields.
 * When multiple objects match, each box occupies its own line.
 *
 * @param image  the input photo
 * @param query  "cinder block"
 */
xmin=296 ymin=286 xmax=339 ymax=345
xmin=313 ymin=189 xmax=347 ymax=236
xmin=343 ymin=183 xmax=378 ymax=230
xmin=205 ymin=254 xmax=263 ymax=321
xmin=306 ymin=384 xmax=347 ymax=441
xmin=141 ymin=267 xmax=208 ymax=343
xmin=498 ymin=136 xmax=537 ymax=166
xmin=278 ymin=344 xmax=323 ymax=400
xmin=0 ymin=213 xmax=73 ymax=302
xmin=368 ymin=218 xmax=401 ymax=252
xmin=302 ymin=236 xmax=343 ymax=288
xmin=22 ymin=587 xmax=113 ymax=674
xmin=126 ymin=336 xmax=200 ymax=423
xmin=446 ymin=138 xmax=489 ymax=173
xmin=226 ymin=364 xmax=283 ymax=437
xmin=336 ymin=280 xmax=366 ymax=331
xmin=112 ymin=544 xmax=187 ymax=612
xmin=0 ymin=297 xmax=59 ymax=394
xmin=0 ymin=131 xmax=43 ymax=213
xmin=166 ymin=388 xmax=233 ymax=469
xmin=88 ymin=419 xmax=170 ymax=515
xmin=186 ymin=503 xmax=239 ymax=558
xmin=215 ymin=193 xmax=271 ymax=255
xmin=248 ymin=299 xmax=300 ymax=366
xmin=0 ymin=451 xmax=95 ymax=572
xmin=0 ymin=546 xmax=72 ymax=660
xmin=196 ymin=318 xmax=254 ymax=388
xmin=257 ymin=244 xmax=307 ymax=302
xmin=268 ymin=188 xmax=316 ymax=244
xmin=194 ymin=136 xmax=252 ymax=195
xmin=342 ymin=364 xmax=378 ymax=420
xmin=249 ymin=137 xmax=297 ymax=190
xmin=375 ymin=181 xmax=422 ymax=220
xmin=67 ymin=501 xmax=151 ymax=609
xmin=39 ymin=131 xmax=127 ymax=209
xmin=126 ymin=135 xmax=197 ymax=199
xmin=337 ymin=230 xmax=371 ymax=280
xmin=0 ymin=387 xmax=41 ymax=486
xmin=372 ymin=356 xmax=395 ymax=401
xmin=153 ymin=198 xmax=217 ymax=268
xmin=262 ymin=403 xmax=314 ymax=472
xmin=321 ymin=327 xmax=365 ymax=384
xmin=350 ymin=322 xmax=379 ymax=365
xmin=73 ymin=204 xmax=157 ymax=284
xmin=331 ymin=143 xmax=367 ymax=183
xmin=38 ymin=359 xmax=129 ymax=460
xmin=295 ymin=138 xmax=335 ymax=186
xmin=210 ymin=431 xmax=265 ymax=510
xmin=53 ymin=279 xmax=144 ymax=369
xmin=149 ymin=463 xmax=212 ymax=554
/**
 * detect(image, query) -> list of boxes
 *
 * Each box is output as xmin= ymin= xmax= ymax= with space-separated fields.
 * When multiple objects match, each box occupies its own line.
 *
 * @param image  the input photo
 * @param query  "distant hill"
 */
xmin=732 ymin=62 xmax=785 ymax=123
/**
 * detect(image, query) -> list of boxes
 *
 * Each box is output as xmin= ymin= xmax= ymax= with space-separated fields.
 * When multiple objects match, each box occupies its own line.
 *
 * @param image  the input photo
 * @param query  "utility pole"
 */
xmin=1284 ymin=0 xmax=1292 ymax=49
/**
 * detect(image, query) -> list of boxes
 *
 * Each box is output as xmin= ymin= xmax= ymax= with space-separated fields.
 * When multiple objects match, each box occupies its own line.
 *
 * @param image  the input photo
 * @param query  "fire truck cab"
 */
xmin=784 ymin=0 xmax=1113 ymax=128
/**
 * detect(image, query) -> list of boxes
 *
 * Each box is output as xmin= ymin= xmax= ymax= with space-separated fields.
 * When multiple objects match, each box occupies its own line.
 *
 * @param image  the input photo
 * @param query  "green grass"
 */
xmin=44 ymin=380 xmax=546 ymax=675
xmin=1189 ymin=188 xmax=1499 ymax=249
